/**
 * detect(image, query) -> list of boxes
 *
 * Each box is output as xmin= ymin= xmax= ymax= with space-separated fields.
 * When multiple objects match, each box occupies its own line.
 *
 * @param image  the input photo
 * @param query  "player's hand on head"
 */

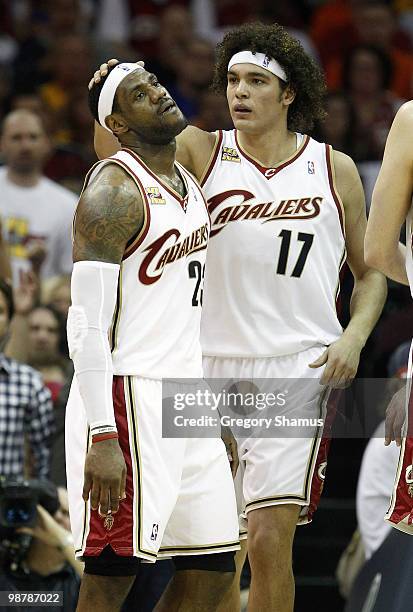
xmin=88 ymin=59 xmax=145 ymax=90
xmin=385 ymin=385 xmax=407 ymax=447
xmin=309 ymin=336 xmax=360 ymax=388
xmin=82 ymin=438 xmax=127 ymax=515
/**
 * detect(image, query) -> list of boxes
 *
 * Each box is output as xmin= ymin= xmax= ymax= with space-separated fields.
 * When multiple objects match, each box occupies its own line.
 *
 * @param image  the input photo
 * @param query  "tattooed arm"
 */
xmin=73 ymin=163 xmax=144 ymax=263
xmin=70 ymin=163 xmax=144 ymax=517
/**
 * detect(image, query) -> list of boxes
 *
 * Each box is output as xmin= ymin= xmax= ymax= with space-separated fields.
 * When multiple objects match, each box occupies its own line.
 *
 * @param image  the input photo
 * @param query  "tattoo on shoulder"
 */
xmin=73 ymin=164 xmax=144 ymax=263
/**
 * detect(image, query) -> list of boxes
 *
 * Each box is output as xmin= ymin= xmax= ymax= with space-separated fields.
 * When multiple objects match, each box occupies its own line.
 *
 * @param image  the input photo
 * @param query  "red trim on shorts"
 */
xmin=200 ymin=130 xmax=223 ymax=187
xmin=84 ymin=376 xmax=135 ymax=557
xmin=306 ymin=389 xmax=340 ymax=522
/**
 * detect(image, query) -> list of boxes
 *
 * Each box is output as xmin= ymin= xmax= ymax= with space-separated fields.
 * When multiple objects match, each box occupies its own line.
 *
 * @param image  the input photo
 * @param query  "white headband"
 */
xmin=228 ymin=51 xmax=287 ymax=82
xmin=98 ymin=63 xmax=144 ymax=132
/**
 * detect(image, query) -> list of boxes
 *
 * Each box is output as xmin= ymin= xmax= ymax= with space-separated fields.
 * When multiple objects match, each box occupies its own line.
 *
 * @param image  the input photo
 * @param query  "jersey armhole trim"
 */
xmin=325 ymin=144 xmax=346 ymax=237
xmin=102 ymin=158 xmax=152 ymax=261
xmin=199 ymin=130 xmax=223 ymax=187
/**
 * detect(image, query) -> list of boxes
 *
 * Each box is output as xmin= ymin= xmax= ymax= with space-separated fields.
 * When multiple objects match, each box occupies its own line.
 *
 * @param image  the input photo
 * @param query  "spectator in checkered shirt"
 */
xmin=0 ymin=278 xmax=54 ymax=479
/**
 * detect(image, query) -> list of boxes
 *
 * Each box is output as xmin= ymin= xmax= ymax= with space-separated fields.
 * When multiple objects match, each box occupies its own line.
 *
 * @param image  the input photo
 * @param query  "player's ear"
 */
xmin=281 ymin=84 xmax=296 ymax=107
xmin=105 ymin=113 xmax=128 ymax=136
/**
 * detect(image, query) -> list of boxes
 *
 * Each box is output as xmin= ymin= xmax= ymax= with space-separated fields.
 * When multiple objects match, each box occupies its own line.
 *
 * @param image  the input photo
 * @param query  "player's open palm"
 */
xmin=309 ymin=335 xmax=360 ymax=388
xmin=83 ymin=439 xmax=127 ymax=516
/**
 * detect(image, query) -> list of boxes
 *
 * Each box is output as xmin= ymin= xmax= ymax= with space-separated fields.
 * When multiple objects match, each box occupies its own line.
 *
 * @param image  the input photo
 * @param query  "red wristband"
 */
xmin=92 ymin=432 xmax=119 ymax=444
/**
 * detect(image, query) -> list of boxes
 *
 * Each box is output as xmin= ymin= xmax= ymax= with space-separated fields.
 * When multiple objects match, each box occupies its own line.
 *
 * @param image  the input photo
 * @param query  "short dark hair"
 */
xmin=88 ymin=64 xmax=122 ymax=126
xmin=212 ymin=22 xmax=326 ymax=133
xmin=0 ymin=279 xmax=14 ymax=320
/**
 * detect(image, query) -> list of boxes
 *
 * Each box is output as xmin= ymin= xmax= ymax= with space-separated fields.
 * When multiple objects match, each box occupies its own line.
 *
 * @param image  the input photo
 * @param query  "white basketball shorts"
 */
xmin=65 ymin=375 xmax=240 ymax=561
xmin=203 ymin=345 xmax=338 ymax=534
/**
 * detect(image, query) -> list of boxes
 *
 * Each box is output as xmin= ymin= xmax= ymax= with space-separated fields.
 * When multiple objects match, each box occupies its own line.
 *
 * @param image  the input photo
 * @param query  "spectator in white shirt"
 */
xmin=0 ymin=109 xmax=76 ymax=286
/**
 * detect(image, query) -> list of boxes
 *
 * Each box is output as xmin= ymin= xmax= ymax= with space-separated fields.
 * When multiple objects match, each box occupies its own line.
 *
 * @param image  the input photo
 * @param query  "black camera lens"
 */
xmin=4 ymin=501 xmax=35 ymax=526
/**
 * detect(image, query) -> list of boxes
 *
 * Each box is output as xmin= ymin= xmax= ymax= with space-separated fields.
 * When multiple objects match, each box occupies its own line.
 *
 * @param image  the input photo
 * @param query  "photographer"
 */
xmin=0 ymin=478 xmax=81 ymax=611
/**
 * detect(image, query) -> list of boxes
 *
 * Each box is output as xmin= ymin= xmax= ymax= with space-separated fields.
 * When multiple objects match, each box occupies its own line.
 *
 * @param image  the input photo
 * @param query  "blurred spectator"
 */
xmin=168 ymin=36 xmax=215 ymax=119
xmin=0 ymin=278 xmax=54 ymax=479
xmin=192 ymin=0 xmax=263 ymax=44
xmin=0 ymin=480 xmax=81 ymax=612
xmin=27 ymin=305 xmax=71 ymax=404
xmin=319 ymin=1 xmax=413 ymax=100
xmin=341 ymin=45 xmax=403 ymax=161
xmin=49 ymin=381 xmax=70 ymax=488
xmin=193 ymin=90 xmax=232 ymax=131
xmin=39 ymin=34 xmax=93 ymax=145
xmin=117 ymin=1 xmax=191 ymax=61
xmin=0 ymin=109 xmax=76 ymax=286
xmin=43 ymin=89 xmax=94 ymax=192
xmin=313 ymin=92 xmax=356 ymax=157
xmin=42 ymin=276 xmax=71 ymax=320
xmin=11 ymin=0 xmax=92 ymax=95
xmin=147 ymin=5 xmax=195 ymax=88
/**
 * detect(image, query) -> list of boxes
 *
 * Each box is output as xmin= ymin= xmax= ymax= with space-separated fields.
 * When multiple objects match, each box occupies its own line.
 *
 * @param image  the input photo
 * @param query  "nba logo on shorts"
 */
xmin=151 ymin=523 xmax=159 ymax=541
xmin=307 ymin=161 xmax=315 ymax=174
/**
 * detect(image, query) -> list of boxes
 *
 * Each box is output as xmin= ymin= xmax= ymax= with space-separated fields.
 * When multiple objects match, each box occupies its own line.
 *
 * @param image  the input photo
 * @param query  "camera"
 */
xmin=0 ymin=477 xmax=60 ymax=571
xmin=0 ymin=477 xmax=59 ymax=528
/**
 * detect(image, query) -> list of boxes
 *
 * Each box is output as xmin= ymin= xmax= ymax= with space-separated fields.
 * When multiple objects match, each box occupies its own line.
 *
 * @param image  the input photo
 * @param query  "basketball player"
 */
xmin=91 ymin=23 xmax=387 ymax=612
xmin=365 ymin=101 xmax=413 ymax=535
xmin=66 ymin=62 xmax=239 ymax=612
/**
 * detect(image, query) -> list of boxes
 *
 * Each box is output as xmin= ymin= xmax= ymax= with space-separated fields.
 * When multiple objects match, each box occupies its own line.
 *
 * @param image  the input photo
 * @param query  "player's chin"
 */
xmin=231 ymin=115 xmax=256 ymax=131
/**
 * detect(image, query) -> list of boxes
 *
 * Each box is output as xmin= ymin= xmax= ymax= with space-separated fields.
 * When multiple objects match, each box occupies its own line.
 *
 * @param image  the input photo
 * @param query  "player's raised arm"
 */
xmin=69 ymin=163 xmax=144 ymax=516
xmin=364 ymin=101 xmax=413 ymax=284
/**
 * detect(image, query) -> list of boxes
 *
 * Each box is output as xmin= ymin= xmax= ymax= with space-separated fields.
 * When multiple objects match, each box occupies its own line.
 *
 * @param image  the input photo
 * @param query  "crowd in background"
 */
xmin=0 ymin=0 xmax=413 ymax=609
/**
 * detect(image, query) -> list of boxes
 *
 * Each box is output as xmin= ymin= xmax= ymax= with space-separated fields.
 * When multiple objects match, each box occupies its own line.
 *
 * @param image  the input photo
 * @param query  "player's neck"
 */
xmin=237 ymin=127 xmax=297 ymax=167
xmin=123 ymin=140 xmax=177 ymax=178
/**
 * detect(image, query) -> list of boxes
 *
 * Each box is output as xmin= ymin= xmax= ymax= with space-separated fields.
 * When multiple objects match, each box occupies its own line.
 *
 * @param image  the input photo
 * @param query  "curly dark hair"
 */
xmin=213 ymin=22 xmax=326 ymax=133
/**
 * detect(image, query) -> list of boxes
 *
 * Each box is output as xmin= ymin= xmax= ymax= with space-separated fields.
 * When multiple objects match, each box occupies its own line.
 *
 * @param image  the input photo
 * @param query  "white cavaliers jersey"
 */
xmin=406 ymin=208 xmax=413 ymax=297
xmin=80 ymin=148 xmax=209 ymax=378
xmin=200 ymin=130 xmax=345 ymax=358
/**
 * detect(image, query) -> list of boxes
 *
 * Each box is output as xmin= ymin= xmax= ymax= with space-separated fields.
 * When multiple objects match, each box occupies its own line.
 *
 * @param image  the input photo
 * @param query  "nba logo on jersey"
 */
xmin=151 ymin=523 xmax=159 ymax=541
xmin=308 ymin=161 xmax=315 ymax=174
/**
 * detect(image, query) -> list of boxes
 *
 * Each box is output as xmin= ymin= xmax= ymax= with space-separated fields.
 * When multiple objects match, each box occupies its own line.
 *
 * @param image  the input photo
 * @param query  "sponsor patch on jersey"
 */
xmin=221 ymin=147 xmax=241 ymax=163
xmin=146 ymin=186 xmax=166 ymax=204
